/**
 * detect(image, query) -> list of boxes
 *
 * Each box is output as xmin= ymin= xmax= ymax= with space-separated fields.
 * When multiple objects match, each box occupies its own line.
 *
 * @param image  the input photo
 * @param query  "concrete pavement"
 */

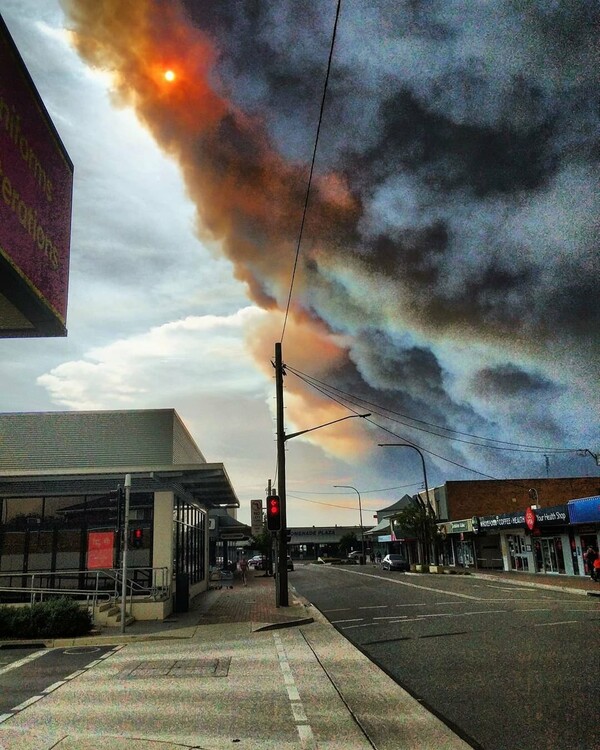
xmin=0 ymin=565 xmax=597 ymax=749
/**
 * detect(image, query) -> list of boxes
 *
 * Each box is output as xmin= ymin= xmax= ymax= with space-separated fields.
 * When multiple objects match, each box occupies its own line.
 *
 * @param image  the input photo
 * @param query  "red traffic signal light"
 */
xmin=130 ymin=528 xmax=143 ymax=548
xmin=266 ymin=495 xmax=281 ymax=531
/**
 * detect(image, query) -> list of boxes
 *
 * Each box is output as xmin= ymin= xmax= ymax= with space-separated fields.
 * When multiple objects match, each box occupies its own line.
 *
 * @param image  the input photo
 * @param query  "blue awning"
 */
xmin=568 ymin=495 xmax=600 ymax=524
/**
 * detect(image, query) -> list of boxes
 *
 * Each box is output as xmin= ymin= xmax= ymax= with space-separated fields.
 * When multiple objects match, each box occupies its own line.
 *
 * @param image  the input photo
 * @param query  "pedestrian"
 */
xmin=584 ymin=546 xmax=598 ymax=578
xmin=239 ymin=555 xmax=249 ymax=586
xmin=369 ymin=551 xmax=375 ymax=565
xmin=593 ymin=556 xmax=600 ymax=583
xmin=376 ymin=551 xmax=382 ymax=565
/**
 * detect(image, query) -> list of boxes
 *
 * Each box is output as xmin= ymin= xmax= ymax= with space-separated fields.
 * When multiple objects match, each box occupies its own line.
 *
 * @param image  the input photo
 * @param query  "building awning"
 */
xmin=364 ymin=518 xmax=391 ymax=536
xmin=0 ymin=463 xmax=239 ymax=510
xmin=211 ymin=512 xmax=252 ymax=540
xmin=568 ymin=495 xmax=600 ymax=524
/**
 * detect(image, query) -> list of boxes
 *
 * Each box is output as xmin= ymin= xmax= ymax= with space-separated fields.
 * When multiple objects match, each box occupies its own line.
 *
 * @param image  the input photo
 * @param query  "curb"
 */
xmin=468 ymin=572 xmax=596 ymax=597
xmin=253 ymin=616 xmax=314 ymax=632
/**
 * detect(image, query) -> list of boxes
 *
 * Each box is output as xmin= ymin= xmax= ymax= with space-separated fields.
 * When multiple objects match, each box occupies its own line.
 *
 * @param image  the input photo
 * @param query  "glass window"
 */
xmin=173 ymin=498 xmax=206 ymax=585
xmin=2 ymin=497 xmax=43 ymax=525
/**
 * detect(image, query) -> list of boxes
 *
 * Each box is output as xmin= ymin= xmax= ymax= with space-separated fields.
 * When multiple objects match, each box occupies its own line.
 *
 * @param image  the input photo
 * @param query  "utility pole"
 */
xmin=275 ymin=342 xmax=289 ymax=606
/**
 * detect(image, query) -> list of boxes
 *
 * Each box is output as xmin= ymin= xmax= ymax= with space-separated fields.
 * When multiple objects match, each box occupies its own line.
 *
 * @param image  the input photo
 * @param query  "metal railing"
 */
xmin=0 ymin=567 xmax=171 ymax=611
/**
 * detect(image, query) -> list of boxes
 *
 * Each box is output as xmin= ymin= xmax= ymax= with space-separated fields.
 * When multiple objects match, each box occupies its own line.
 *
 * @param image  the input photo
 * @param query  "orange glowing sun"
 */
xmin=164 ymin=69 xmax=176 ymax=82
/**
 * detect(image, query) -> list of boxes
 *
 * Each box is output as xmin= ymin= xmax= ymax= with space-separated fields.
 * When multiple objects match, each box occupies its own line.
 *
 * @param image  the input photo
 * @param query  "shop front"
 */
xmin=568 ymin=496 xmax=600 ymax=577
xmin=475 ymin=504 xmax=573 ymax=575
xmin=438 ymin=519 xmax=478 ymax=568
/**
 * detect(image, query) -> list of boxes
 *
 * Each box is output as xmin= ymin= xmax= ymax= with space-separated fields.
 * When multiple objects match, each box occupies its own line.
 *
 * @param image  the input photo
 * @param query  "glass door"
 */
xmin=540 ymin=537 xmax=565 ymax=573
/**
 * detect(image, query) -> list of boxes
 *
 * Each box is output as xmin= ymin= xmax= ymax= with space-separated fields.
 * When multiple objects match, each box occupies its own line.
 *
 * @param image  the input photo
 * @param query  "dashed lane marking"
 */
xmin=0 ymin=645 xmax=122 ymax=724
xmin=273 ymin=632 xmax=317 ymax=750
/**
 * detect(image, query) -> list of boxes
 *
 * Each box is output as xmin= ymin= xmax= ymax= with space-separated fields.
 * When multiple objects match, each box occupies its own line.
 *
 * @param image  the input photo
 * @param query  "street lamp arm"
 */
xmin=285 ymin=413 xmax=371 ymax=441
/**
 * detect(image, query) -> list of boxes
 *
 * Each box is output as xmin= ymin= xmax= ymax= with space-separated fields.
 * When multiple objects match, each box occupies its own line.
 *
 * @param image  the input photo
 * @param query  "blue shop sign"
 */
xmin=568 ymin=496 xmax=600 ymax=524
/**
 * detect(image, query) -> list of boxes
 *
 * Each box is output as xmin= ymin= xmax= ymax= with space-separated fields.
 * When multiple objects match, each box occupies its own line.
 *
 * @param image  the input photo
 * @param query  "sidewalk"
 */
xmin=455 ymin=567 xmax=600 ymax=596
xmin=0 ymin=565 xmax=597 ymax=749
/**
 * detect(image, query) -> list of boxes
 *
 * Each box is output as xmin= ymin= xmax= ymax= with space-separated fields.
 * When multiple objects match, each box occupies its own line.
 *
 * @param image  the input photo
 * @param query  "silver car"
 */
xmin=381 ymin=553 xmax=410 ymax=571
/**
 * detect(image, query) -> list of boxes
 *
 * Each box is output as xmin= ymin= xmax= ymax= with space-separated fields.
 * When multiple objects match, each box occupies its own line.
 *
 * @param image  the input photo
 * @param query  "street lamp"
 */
xmin=379 ymin=442 xmax=435 ymax=564
xmin=333 ymin=485 xmax=365 ymax=564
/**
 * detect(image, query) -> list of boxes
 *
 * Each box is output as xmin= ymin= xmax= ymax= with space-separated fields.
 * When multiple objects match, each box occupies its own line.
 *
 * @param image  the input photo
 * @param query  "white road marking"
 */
xmin=273 ymin=633 xmax=317 ymax=749
xmin=12 ymin=695 xmax=43 ymax=711
xmin=374 ymin=615 xmax=410 ymax=620
xmin=0 ymin=649 xmax=47 ymax=676
xmin=42 ymin=681 xmax=66 ymax=693
xmin=330 ymin=618 xmax=364 ymax=624
xmin=331 ymin=567 xmax=482 ymax=599
xmin=64 ymin=670 xmax=86 ymax=680
xmin=534 ymin=620 xmax=578 ymax=627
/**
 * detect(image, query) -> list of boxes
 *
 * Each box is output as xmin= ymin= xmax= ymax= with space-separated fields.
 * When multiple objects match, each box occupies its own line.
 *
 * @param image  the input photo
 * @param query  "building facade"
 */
xmin=0 ymin=409 xmax=239 ymax=619
xmin=433 ymin=478 xmax=600 ymax=577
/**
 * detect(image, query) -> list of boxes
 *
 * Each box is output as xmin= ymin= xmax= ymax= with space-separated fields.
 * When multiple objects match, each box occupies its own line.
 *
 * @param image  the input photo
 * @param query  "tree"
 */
xmin=338 ymin=531 xmax=358 ymax=556
xmin=250 ymin=526 xmax=273 ymax=556
xmin=392 ymin=503 xmax=439 ymax=565
xmin=249 ymin=525 xmax=275 ymax=576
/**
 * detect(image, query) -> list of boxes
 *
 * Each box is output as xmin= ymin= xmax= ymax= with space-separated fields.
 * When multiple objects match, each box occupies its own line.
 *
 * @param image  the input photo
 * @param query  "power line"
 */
xmin=284 ymin=366 xmax=567 ymax=494
xmin=287 ymin=493 xmax=372 ymax=510
xmin=284 ymin=483 xmax=421 ymax=495
xmin=280 ymin=0 xmax=342 ymax=343
xmin=286 ymin=364 xmax=577 ymax=454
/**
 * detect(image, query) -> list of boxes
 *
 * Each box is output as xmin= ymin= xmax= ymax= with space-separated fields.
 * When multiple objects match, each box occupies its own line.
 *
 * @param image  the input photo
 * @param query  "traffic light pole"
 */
xmin=120 ymin=473 xmax=131 ymax=634
xmin=275 ymin=342 xmax=289 ymax=606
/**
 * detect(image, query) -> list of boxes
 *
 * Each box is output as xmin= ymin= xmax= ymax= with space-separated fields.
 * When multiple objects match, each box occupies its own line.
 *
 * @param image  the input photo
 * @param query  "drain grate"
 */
xmin=117 ymin=657 xmax=231 ymax=679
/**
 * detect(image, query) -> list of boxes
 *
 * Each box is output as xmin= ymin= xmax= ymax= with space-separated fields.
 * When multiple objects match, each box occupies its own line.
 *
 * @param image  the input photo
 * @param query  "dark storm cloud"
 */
xmin=62 ymin=0 xmax=600 ymax=479
xmin=473 ymin=364 xmax=557 ymax=399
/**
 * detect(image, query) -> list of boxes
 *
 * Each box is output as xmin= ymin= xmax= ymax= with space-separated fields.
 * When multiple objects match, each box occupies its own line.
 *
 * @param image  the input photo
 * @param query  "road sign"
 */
xmin=250 ymin=499 xmax=263 ymax=536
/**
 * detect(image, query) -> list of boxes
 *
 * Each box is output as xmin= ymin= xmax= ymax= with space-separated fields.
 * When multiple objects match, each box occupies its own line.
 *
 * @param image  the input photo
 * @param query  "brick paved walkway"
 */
xmin=195 ymin=565 xmax=599 ymax=628
xmin=195 ymin=567 xmax=310 ymax=625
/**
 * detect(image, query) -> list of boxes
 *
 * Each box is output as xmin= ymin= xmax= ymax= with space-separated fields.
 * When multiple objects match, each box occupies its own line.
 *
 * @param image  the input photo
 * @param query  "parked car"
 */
xmin=248 ymin=555 xmax=266 ymax=570
xmin=381 ymin=553 xmax=410 ymax=571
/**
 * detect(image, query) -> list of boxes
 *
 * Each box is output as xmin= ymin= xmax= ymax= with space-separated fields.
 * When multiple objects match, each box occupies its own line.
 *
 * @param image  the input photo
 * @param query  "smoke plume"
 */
xmin=59 ymin=0 xmax=600 ymax=480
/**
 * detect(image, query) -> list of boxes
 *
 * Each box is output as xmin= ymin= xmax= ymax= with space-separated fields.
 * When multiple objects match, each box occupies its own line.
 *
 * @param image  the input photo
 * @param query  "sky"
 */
xmin=0 ymin=0 xmax=598 ymax=528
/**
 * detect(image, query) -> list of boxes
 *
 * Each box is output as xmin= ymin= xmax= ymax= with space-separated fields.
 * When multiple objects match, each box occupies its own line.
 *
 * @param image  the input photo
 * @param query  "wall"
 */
xmin=446 ymin=477 xmax=600 ymax=520
xmin=0 ymin=410 xmax=181 ymax=470
xmin=152 ymin=490 xmax=174 ymax=608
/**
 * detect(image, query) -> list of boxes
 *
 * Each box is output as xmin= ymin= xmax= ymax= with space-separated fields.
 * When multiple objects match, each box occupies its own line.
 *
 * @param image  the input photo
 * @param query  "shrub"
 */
xmin=0 ymin=598 xmax=92 ymax=639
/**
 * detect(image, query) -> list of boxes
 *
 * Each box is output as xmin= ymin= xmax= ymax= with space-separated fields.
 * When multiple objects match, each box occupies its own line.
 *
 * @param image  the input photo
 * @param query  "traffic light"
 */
xmin=130 ymin=528 xmax=143 ymax=548
xmin=266 ymin=495 xmax=281 ymax=531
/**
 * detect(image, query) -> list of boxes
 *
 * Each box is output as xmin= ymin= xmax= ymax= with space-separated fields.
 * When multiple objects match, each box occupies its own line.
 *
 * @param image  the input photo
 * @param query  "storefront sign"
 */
xmin=87 ymin=531 xmax=115 ymax=569
xmin=451 ymin=519 xmax=471 ymax=533
xmin=478 ymin=504 xmax=568 ymax=532
xmin=525 ymin=506 xmax=536 ymax=531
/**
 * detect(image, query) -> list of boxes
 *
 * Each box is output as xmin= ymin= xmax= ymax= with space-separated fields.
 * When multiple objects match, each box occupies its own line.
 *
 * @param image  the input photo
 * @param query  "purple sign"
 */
xmin=0 ymin=15 xmax=73 ymax=335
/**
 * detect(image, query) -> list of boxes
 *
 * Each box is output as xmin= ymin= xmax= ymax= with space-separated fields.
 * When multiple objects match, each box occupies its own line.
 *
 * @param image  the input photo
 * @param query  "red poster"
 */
xmin=87 ymin=531 xmax=115 ymax=569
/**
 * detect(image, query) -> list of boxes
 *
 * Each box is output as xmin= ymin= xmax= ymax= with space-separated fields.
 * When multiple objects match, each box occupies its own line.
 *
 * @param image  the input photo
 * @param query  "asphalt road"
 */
xmin=0 ymin=644 xmax=119 ymax=717
xmin=291 ymin=564 xmax=600 ymax=750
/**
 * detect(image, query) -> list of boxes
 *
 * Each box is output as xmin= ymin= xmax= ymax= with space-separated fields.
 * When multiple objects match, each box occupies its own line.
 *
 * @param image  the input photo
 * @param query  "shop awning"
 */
xmin=364 ymin=518 xmax=391 ymax=536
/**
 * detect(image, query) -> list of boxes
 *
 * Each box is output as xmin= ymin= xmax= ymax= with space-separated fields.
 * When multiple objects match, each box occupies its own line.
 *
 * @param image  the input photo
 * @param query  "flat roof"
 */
xmin=0 ymin=463 xmax=239 ymax=509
